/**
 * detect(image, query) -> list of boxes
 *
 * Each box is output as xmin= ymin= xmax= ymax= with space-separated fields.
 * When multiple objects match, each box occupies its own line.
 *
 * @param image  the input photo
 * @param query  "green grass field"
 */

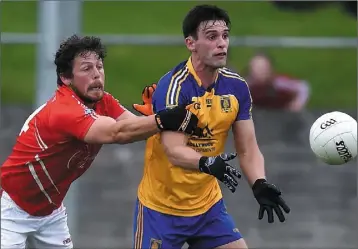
xmin=1 ymin=1 xmax=356 ymax=108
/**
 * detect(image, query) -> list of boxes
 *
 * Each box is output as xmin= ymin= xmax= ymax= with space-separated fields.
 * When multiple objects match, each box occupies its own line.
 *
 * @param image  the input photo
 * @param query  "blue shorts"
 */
xmin=132 ymin=198 xmax=242 ymax=249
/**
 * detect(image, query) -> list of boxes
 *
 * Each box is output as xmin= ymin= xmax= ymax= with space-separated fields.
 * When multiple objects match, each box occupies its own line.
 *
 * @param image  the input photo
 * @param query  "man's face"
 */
xmin=249 ymin=56 xmax=273 ymax=85
xmin=187 ymin=20 xmax=230 ymax=69
xmin=63 ymin=51 xmax=105 ymax=103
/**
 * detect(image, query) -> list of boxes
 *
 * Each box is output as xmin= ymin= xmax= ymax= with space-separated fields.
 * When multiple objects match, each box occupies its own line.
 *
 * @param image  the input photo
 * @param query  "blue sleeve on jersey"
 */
xmin=234 ymin=80 xmax=253 ymax=121
xmin=152 ymin=71 xmax=188 ymax=113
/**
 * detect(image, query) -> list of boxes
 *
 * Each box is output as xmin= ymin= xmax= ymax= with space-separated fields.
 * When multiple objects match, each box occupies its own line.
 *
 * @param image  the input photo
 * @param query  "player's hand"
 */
xmin=252 ymin=179 xmax=290 ymax=223
xmin=198 ymin=153 xmax=242 ymax=193
xmin=155 ymin=105 xmax=203 ymax=136
xmin=132 ymin=83 xmax=156 ymax=116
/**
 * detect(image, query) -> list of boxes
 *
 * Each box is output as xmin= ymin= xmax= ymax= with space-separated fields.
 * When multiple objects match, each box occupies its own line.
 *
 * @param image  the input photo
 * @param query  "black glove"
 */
xmin=252 ymin=179 xmax=290 ymax=223
xmin=198 ymin=153 xmax=242 ymax=193
xmin=155 ymin=106 xmax=203 ymax=136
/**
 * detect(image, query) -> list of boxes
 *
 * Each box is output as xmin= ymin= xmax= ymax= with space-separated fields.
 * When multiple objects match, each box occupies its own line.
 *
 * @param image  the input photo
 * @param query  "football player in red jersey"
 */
xmin=0 ymin=35 xmax=202 ymax=249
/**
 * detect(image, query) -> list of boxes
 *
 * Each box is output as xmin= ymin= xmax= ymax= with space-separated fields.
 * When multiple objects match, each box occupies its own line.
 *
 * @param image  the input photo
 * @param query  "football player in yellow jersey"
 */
xmin=132 ymin=5 xmax=290 ymax=249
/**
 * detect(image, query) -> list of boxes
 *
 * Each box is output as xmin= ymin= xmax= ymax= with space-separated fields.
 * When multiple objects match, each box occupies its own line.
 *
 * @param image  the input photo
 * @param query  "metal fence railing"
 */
xmin=2 ymin=32 xmax=357 ymax=48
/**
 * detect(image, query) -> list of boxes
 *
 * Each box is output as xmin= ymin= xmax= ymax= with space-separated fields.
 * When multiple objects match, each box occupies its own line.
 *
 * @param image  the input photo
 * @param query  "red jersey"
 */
xmin=249 ymin=74 xmax=309 ymax=109
xmin=1 ymin=86 xmax=125 ymax=216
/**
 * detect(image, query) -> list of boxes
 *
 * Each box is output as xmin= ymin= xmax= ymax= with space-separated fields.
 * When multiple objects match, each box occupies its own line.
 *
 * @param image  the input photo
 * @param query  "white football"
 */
xmin=309 ymin=111 xmax=357 ymax=165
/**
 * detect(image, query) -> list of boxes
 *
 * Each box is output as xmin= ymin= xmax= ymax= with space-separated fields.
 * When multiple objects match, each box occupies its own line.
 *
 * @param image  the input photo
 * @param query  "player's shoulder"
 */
xmin=219 ymin=67 xmax=250 ymax=91
xmin=218 ymin=68 xmax=251 ymax=99
xmin=101 ymin=91 xmax=127 ymax=112
xmin=157 ymin=60 xmax=190 ymax=87
xmin=153 ymin=60 xmax=191 ymax=101
xmin=102 ymin=91 xmax=120 ymax=104
xmin=50 ymin=92 xmax=94 ymax=121
xmin=218 ymin=67 xmax=247 ymax=84
xmin=54 ymin=94 xmax=84 ymax=110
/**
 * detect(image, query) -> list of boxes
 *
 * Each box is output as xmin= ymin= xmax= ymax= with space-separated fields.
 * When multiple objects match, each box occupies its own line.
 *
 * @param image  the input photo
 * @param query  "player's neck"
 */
xmin=86 ymin=103 xmax=95 ymax=109
xmin=68 ymin=85 xmax=96 ymax=109
xmin=191 ymin=57 xmax=218 ymax=89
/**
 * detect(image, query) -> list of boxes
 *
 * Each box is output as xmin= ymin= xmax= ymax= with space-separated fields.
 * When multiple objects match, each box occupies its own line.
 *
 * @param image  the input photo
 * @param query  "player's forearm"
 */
xmin=165 ymin=145 xmax=202 ymax=170
xmin=111 ymin=115 xmax=159 ymax=144
xmin=239 ymin=148 xmax=266 ymax=186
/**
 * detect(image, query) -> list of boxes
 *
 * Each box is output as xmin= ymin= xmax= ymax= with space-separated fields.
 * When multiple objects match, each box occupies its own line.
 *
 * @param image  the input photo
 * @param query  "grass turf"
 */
xmin=1 ymin=1 xmax=356 ymax=108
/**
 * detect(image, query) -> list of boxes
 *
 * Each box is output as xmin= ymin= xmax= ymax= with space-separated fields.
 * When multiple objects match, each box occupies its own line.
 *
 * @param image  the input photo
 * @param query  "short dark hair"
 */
xmin=182 ymin=5 xmax=231 ymax=39
xmin=54 ymin=35 xmax=107 ymax=86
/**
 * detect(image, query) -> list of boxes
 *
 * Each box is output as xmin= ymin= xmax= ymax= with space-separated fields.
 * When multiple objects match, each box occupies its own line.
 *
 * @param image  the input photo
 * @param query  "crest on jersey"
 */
xmin=206 ymin=98 xmax=212 ymax=107
xmin=150 ymin=239 xmax=162 ymax=249
xmin=84 ymin=108 xmax=98 ymax=119
xmin=220 ymin=95 xmax=232 ymax=113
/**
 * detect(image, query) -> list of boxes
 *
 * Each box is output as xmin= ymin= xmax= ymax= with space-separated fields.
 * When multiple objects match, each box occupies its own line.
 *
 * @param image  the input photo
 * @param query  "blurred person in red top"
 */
xmin=0 ymin=35 xmax=201 ymax=249
xmin=246 ymin=52 xmax=310 ymax=112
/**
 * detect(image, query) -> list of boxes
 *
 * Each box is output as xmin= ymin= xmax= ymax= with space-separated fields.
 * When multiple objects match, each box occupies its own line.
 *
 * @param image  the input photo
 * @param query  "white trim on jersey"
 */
xmin=28 ymin=161 xmax=54 ymax=204
xmin=34 ymin=119 xmax=48 ymax=150
xmin=219 ymin=68 xmax=243 ymax=79
xmin=35 ymin=154 xmax=60 ymax=194
xmin=168 ymin=67 xmax=189 ymax=106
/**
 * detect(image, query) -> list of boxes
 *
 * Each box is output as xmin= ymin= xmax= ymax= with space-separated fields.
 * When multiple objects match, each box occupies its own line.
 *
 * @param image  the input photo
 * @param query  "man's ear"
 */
xmin=60 ymin=75 xmax=71 ymax=86
xmin=185 ymin=36 xmax=196 ymax=53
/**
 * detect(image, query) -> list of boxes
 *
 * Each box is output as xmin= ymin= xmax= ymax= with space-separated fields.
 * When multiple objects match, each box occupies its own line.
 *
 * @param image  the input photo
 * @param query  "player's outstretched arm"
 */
xmin=232 ymin=119 xmax=290 ymax=223
xmin=84 ymin=106 xmax=200 ymax=144
xmin=232 ymin=119 xmax=265 ymax=185
xmin=85 ymin=115 xmax=158 ymax=144
xmin=162 ymin=132 xmax=242 ymax=192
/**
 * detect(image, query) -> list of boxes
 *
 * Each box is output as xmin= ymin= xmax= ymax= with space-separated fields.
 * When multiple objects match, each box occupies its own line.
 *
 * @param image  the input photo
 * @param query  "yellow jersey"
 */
xmin=138 ymin=58 xmax=252 ymax=216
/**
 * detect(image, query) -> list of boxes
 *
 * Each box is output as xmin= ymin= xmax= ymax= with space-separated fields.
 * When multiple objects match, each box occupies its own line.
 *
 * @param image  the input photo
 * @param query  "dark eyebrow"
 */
xmin=80 ymin=60 xmax=103 ymax=66
xmin=205 ymin=28 xmax=230 ymax=34
xmin=79 ymin=62 xmax=94 ymax=67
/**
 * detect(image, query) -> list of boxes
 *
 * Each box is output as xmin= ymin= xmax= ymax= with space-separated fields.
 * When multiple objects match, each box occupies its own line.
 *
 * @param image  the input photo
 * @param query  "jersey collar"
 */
xmin=57 ymin=85 xmax=78 ymax=98
xmin=57 ymin=85 xmax=90 ymax=106
xmin=186 ymin=57 xmax=219 ymax=88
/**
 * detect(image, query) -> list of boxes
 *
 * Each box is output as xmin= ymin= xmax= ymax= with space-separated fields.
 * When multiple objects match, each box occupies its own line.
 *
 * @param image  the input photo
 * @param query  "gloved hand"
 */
xmin=133 ymin=83 xmax=156 ymax=116
xmin=155 ymin=105 xmax=203 ymax=136
xmin=198 ymin=153 xmax=242 ymax=193
xmin=252 ymin=179 xmax=290 ymax=223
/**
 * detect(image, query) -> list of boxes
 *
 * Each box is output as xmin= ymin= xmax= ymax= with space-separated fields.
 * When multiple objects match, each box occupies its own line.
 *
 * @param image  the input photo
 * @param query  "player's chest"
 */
xmin=56 ymin=141 xmax=102 ymax=170
xmin=191 ymin=92 xmax=238 ymax=132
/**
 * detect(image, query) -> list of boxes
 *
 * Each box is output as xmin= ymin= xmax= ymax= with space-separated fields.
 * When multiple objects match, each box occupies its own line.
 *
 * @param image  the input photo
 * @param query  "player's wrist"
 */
xmin=154 ymin=114 xmax=164 ymax=130
xmin=252 ymin=178 xmax=269 ymax=196
xmin=252 ymin=178 xmax=267 ymax=190
xmin=198 ymin=156 xmax=211 ymax=174
xmin=155 ymin=108 xmax=184 ymax=132
xmin=154 ymin=106 xmax=200 ymax=135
